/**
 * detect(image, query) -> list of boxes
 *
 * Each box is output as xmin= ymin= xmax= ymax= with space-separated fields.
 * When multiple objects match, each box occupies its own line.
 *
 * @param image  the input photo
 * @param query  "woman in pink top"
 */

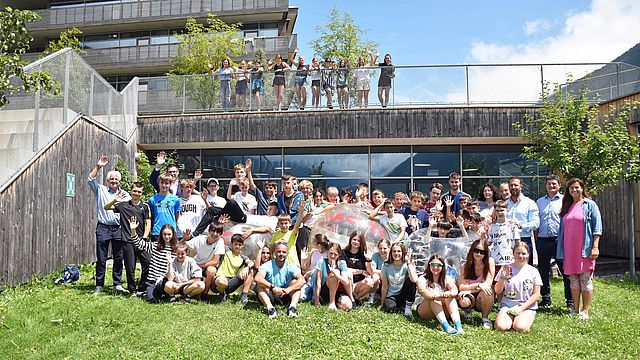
xmin=557 ymin=178 xmax=602 ymax=320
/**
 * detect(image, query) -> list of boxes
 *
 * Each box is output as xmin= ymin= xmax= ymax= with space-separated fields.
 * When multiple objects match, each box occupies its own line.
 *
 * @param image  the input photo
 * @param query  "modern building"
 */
xmin=12 ymin=0 xmax=298 ymax=90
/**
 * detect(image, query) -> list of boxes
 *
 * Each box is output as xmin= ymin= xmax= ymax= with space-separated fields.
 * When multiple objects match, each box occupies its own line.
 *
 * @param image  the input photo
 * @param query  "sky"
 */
xmin=290 ymin=0 xmax=640 ymax=103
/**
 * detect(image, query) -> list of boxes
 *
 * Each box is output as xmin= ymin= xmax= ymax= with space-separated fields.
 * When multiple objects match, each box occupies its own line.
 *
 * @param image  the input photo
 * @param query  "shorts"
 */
xmin=311 ymin=80 xmax=320 ymax=87
xmin=295 ymin=76 xmax=307 ymax=87
xmin=458 ymin=292 xmax=479 ymax=311
xmin=352 ymin=273 xmax=366 ymax=284
xmin=337 ymin=84 xmax=348 ymax=89
xmin=251 ymin=79 xmax=264 ymax=95
xmin=265 ymin=290 xmax=292 ymax=306
xmin=356 ymin=78 xmax=370 ymax=91
xmin=235 ymin=79 xmax=247 ymax=95
xmin=499 ymin=305 xmax=537 ymax=314
xmin=319 ymin=283 xmax=348 ymax=304
xmin=569 ymin=271 xmax=593 ymax=291
xmin=323 ymin=83 xmax=334 ymax=92
xmin=215 ymin=274 xmax=244 ymax=294
xmin=272 ymin=75 xmax=285 ymax=87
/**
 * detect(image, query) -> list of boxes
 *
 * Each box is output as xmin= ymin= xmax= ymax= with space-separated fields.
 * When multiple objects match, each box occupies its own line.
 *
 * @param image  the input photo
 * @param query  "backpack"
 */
xmin=58 ymin=264 xmax=80 ymax=283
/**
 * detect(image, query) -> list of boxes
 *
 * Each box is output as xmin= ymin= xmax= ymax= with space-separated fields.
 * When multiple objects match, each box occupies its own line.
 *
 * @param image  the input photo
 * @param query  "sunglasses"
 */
xmin=429 ymin=263 xmax=443 ymax=268
xmin=473 ymin=248 xmax=487 ymax=255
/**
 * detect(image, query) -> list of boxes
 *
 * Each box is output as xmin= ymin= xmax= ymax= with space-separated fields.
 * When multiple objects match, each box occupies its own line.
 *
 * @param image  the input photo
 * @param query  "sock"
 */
xmin=454 ymin=321 xmax=463 ymax=330
xmin=436 ymin=312 xmax=448 ymax=325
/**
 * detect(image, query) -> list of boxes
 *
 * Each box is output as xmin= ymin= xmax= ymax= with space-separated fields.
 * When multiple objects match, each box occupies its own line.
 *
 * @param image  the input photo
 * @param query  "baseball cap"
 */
xmin=207 ymin=178 xmax=219 ymax=186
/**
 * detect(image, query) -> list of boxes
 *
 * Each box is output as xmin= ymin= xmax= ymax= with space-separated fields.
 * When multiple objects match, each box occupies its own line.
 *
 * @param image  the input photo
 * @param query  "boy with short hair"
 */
xmin=232 ymin=178 xmax=258 ymax=216
xmin=245 ymin=158 xmax=278 ymax=215
xmin=165 ymin=243 xmax=205 ymax=302
xmin=326 ymin=187 xmax=340 ymax=204
xmin=178 ymin=178 xmax=207 ymax=238
xmin=226 ymin=163 xmax=247 ymax=200
xmin=488 ymin=200 xmax=521 ymax=266
xmin=186 ymin=224 xmax=226 ymax=295
xmin=148 ymin=173 xmax=181 ymax=242
xmin=271 ymin=201 xmax=305 ymax=266
xmin=215 ymin=234 xmax=255 ymax=304
xmin=398 ymin=191 xmax=430 ymax=235
xmin=370 ymin=199 xmax=408 ymax=243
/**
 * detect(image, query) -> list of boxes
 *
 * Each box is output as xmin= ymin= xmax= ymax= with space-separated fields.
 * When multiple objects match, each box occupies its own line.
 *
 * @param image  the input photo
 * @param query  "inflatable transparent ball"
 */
xmin=407 ymin=227 xmax=470 ymax=276
xmin=310 ymin=204 xmax=391 ymax=248
xmin=221 ymin=223 xmax=273 ymax=259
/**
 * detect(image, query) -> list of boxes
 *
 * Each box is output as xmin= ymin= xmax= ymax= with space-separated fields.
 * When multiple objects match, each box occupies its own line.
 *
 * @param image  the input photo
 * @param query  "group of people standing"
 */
xmin=88 ymin=152 xmax=602 ymax=334
xmin=208 ymin=50 xmax=395 ymax=111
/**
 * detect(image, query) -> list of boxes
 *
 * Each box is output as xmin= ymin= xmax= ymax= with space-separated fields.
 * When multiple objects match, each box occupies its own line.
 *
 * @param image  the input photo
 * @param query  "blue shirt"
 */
xmin=259 ymin=259 xmax=301 ymax=288
xmin=316 ymin=258 xmax=348 ymax=286
xmin=87 ymin=175 xmax=130 ymax=226
xmin=148 ymin=193 xmax=181 ymax=236
xmin=507 ymin=194 xmax=540 ymax=238
xmin=382 ymin=263 xmax=408 ymax=297
xmin=536 ymin=194 xmax=563 ymax=238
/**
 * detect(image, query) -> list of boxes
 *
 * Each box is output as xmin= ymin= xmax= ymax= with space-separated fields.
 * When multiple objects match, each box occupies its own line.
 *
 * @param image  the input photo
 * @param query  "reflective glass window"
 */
xmin=413 ymin=146 xmax=460 ymax=177
xmin=462 ymin=145 xmax=542 ymax=177
xmin=371 ymin=146 xmax=410 ymax=177
xmin=284 ymin=147 xmax=367 ymax=178
xmin=201 ymin=148 xmax=281 ymax=180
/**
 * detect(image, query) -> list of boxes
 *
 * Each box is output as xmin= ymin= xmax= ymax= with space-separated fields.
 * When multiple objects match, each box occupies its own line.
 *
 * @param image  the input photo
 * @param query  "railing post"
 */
xmin=465 ymin=65 xmax=470 ymax=106
xmin=33 ymin=90 xmax=40 ymax=152
xmin=108 ymin=89 xmax=112 ymax=126
xmin=89 ymin=73 xmax=95 ymax=117
xmin=182 ymin=76 xmax=187 ymax=114
xmin=63 ymin=51 xmax=71 ymax=124
xmin=616 ymin=63 xmax=621 ymax=98
xmin=540 ymin=65 xmax=544 ymax=97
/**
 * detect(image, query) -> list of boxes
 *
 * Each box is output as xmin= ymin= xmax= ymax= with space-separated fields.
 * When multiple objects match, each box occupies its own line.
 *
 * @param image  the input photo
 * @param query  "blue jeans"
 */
xmin=220 ymin=80 xmax=231 ymax=109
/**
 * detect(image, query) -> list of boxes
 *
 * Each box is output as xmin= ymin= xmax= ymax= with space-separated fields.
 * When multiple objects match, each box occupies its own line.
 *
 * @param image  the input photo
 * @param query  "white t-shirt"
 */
xmin=495 ymin=264 xmax=542 ymax=310
xmin=186 ymin=235 xmax=226 ymax=265
xmin=233 ymin=192 xmax=258 ymax=215
xmin=172 ymin=256 xmax=203 ymax=283
xmin=207 ymin=194 xmax=227 ymax=208
xmin=246 ymin=214 xmax=278 ymax=231
xmin=488 ymin=222 xmax=520 ymax=265
xmin=178 ymin=195 xmax=207 ymax=233
xmin=379 ymin=213 xmax=408 ymax=236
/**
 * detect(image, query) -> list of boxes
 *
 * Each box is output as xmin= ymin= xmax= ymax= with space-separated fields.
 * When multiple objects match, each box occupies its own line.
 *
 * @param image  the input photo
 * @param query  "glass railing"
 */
xmin=137 ymin=62 xmax=640 ymax=115
xmin=0 ymin=48 xmax=138 ymax=190
xmin=30 ymin=0 xmax=289 ymax=29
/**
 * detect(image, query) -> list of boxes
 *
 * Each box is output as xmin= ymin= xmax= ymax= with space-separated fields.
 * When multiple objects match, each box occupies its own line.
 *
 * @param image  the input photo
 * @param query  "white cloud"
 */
xmin=448 ymin=0 xmax=640 ymax=103
xmin=524 ymin=18 xmax=552 ymax=35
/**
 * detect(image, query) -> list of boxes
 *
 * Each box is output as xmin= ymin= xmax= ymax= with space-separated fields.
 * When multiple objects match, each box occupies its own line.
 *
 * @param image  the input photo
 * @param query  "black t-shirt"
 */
xmin=114 ymin=201 xmax=150 ymax=242
xmin=341 ymin=249 xmax=367 ymax=270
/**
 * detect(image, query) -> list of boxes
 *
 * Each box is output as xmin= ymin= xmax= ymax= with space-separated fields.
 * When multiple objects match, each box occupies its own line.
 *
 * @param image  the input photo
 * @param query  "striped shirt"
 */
xmin=132 ymin=234 xmax=173 ymax=284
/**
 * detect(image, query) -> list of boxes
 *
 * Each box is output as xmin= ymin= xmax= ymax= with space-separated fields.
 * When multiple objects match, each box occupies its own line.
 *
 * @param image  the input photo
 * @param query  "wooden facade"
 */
xmin=0 ymin=118 xmax=136 ymax=286
xmin=137 ymin=107 xmax=539 ymax=149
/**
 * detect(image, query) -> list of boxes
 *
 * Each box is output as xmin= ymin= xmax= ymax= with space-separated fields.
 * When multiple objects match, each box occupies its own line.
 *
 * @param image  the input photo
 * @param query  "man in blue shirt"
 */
xmin=254 ymin=242 xmax=305 ymax=319
xmin=535 ymin=175 xmax=572 ymax=309
xmin=88 ymin=155 xmax=130 ymax=294
xmin=507 ymin=176 xmax=540 ymax=266
xmin=440 ymin=172 xmax=468 ymax=220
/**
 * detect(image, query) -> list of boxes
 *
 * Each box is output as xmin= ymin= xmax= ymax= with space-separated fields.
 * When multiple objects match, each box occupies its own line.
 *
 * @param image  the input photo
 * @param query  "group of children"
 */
xmin=208 ymin=49 xmax=395 ymax=111
xmin=98 ymin=153 xmax=543 ymax=334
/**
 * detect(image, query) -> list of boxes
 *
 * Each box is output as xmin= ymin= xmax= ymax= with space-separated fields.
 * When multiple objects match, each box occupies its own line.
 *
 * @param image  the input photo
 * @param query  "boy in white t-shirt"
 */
xmin=370 ymin=199 xmax=408 ymax=243
xmin=164 ymin=243 xmax=205 ymax=302
xmin=178 ymin=179 xmax=207 ymax=238
xmin=233 ymin=178 xmax=258 ymax=216
xmin=488 ymin=200 xmax=521 ymax=266
xmin=186 ymin=224 xmax=226 ymax=296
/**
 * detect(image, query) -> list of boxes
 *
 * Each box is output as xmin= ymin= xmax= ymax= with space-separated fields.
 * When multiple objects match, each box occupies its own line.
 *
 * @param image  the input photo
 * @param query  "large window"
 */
xmin=413 ymin=145 xmax=459 ymax=178
xmin=284 ymin=147 xmax=368 ymax=178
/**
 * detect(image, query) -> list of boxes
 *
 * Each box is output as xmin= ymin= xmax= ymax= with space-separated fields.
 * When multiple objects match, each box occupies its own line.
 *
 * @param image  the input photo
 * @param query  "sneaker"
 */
xmin=240 ymin=293 xmax=249 ymax=305
xmin=135 ymin=291 xmax=146 ymax=297
xmin=113 ymin=285 xmax=130 ymax=295
xmin=569 ymin=309 xmax=578 ymax=316
xmin=539 ymin=298 xmax=552 ymax=309
xmin=464 ymin=311 xmax=473 ymax=322
xmin=169 ymin=296 xmax=178 ymax=303
xmin=455 ymin=326 xmax=465 ymax=335
xmin=268 ymin=307 xmax=277 ymax=319
xmin=566 ymin=300 xmax=575 ymax=309
xmin=444 ymin=326 xmax=457 ymax=335
xmin=220 ymin=292 xmax=228 ymax=303
xmin=482 ymin=318 xmax=493 ymax=329
xmin=184 ymin=296 xmax=192 ymax=303
xmin=578 ymin=311 xmax=589 ymax=320
xmin=328 ymin=303 xmax=337 ymax=311
xmin=288 ymin=307 xmax=299 ymax=318
xmin=93 ymin=286 xmax=104 ymax=294
xmin=404 ymin=306 xmax=414 ymax=319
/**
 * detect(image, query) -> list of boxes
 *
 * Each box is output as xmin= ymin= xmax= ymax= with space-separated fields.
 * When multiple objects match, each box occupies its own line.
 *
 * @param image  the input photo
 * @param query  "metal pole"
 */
xmin=616 ymin=63 xmax=621 ymax=98
xmin=89 ymin=73 xmax=94 ymax=117
xmin=630 ymin=178 xmax=638 ymax=282
xmin=63 ymin=51 xmax=70 ymax=124
xmin=182 ymin=76 xmax=186 ymax=114
xmin=465 ymin=65 xmax=470 ymax=106
xmin=540 ymin=65 xmax=544 ymax=96
xmin=33 ymin=90 xmax=40 ymax=152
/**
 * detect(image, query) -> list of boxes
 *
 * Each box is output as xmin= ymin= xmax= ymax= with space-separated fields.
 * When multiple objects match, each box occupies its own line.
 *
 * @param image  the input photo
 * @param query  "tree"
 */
xmin=513 ymin=82 xmax=640 ymax=195
xmin=42 ymin=27 xmax=85 ymax=56
xmin=308 ymin=7 xmax=378 ymax=67
xmin=167 ymin=14 xmax=246 ymax=110
xmin=0 ymin=7 xmax=59 ymax=108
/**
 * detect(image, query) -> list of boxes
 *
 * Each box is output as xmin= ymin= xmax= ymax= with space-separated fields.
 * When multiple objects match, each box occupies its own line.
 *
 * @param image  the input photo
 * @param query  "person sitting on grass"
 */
xmin=341 ymin=230 xmax=377 ymax=308
xmin=314 ymin=242 xmax=352 ymax=311
xmin=129 ymin=219 xmax=177 ymax=303
xmin=185 ymin=224 xmax=226 ymax=297
xmin=416 ymin=254 xmax=464 ymax=335
xmin=254 ymin=242 xmax=306 ymax=319
xmin=271 ymin=201 xmax=305 ymax=267
xmin=368 ymin=239 xmax=391 ymax=306
xmin=457 ymin=239 xmax=495 ymax=329
xmin=215 ymin=234 xmax=255 ymax=304
xmin=164 ymin=242 xmax=205 ymax=302
xmin=494 ymin=242 xmax=541 ymax=333
xmin=380 ymin=243 xmax=418 ymax=318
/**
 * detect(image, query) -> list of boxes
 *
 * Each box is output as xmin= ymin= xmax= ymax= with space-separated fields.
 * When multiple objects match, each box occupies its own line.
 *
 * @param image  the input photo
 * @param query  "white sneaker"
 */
xmin=482 ymin=318 xmax=493 ymax=329
xmin=578 ymin=311 xmax=589 ymax=320
xmin=328 ymin=303 xmax=337 ymax=311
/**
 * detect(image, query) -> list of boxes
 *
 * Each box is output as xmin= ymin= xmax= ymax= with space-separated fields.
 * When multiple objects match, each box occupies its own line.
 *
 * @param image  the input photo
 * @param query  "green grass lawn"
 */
xmin=1 ymin=265 xmax=639 ymax=359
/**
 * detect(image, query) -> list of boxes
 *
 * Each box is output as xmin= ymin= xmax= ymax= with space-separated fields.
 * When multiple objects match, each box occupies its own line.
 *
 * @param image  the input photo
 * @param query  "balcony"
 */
xmin=29 ymin=0 xmax=290 ymax=31
xmin=23 ymin=35 xmax=296 ymax=73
